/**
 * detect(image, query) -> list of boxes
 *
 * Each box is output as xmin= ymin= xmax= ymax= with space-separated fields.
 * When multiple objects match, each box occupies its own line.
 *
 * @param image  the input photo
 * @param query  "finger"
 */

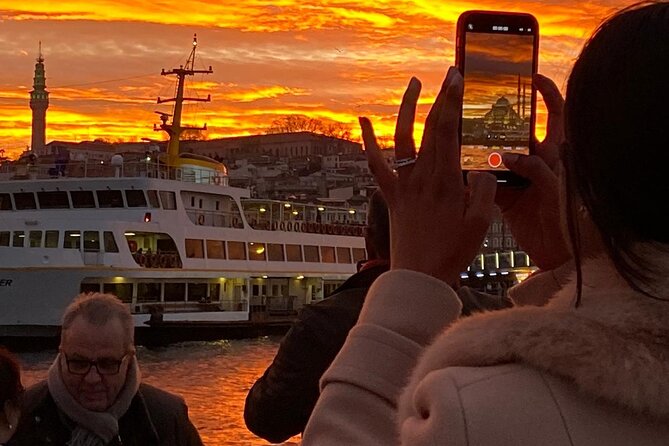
xmin=435 ymin=69 xmax=464 ymax=181
xmin=415 ymin=67 xmax=458 ymax=176
xmin=534 ymin=74 xmax=564 ymax=149
xmin=502 ymin=153 xmax=558 ymax=193
xmin=360 ymin=117 xmax=396 ymax=196
xmin=394 ymin=77 xmax=421 ymax=166
xmin=465 ymin=171 xmax=497 ymax=240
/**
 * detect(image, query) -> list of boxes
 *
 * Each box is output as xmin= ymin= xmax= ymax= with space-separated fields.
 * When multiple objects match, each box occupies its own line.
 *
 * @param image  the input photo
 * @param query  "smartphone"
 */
xmin=456 ymin=10 xmax=539 ymax=186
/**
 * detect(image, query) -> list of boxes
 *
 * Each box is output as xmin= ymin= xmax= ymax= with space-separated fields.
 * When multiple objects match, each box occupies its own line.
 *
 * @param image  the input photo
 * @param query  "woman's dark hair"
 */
xmin=563 ymin=1 xmax=669 ymax=304
xmin=0 ymin=347 xmax=23 ymax=405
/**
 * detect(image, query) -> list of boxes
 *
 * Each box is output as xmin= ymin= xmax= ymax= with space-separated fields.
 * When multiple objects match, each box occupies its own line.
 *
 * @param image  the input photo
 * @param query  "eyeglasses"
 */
xmin=63 ymin=353 xmax=129 ymax=376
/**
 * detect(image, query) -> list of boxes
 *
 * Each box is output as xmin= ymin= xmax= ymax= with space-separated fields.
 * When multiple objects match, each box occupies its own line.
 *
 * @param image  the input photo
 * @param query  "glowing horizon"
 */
xmin=0 ymin=1 xmax=627 ymax=159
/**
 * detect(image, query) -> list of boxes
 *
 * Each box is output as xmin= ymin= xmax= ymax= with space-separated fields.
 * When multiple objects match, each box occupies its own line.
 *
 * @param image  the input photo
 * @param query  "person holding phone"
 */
xmin=302 ymin=3 xmax=669 ymax=445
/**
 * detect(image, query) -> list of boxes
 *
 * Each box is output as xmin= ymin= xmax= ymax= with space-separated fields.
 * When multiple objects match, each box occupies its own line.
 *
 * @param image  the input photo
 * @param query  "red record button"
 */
xmin=488 ymin=152 xmax=503 ymax=168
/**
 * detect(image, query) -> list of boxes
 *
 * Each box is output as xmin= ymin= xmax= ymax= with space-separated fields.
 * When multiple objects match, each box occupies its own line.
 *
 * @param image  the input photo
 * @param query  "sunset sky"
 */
xmin=0 ymin=0 xmax=631 ymax=159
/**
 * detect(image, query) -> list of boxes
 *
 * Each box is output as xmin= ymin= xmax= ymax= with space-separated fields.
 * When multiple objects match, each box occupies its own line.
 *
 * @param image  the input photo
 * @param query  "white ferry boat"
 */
xmin=0 ymin=37 xmax=366 ymax=343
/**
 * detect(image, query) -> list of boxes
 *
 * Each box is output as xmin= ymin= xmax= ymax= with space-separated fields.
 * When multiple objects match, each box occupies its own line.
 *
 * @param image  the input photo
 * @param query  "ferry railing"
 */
xmin=134 ymin=299 xmax=248 ymax=315
xmin=1 ymin=161 xmax=228 ymax=186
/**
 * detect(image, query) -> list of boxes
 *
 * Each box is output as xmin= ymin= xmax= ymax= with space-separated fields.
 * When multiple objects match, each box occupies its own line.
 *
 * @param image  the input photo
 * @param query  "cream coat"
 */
xmin=303 ymin=258 xmax=669 ymax=445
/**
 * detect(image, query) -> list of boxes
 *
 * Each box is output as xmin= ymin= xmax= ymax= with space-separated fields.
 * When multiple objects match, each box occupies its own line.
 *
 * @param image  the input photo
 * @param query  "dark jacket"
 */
xmin=244 ymin=264 xmax=513 ymax=443
xmin=9 ymin=381 xmax=203 ymax=446
xmin=244 ymin=263 xmax=389 ymax=443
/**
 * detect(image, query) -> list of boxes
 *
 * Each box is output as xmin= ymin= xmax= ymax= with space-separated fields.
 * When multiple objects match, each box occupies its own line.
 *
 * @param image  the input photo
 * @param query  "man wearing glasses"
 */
xmin=8 ymin=293 xmax=203 ymax=445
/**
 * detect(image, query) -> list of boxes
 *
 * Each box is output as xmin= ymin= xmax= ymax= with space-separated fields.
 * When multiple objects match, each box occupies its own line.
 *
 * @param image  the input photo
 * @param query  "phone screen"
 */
xmin=460 ymin=23 xmax=536 ymax=172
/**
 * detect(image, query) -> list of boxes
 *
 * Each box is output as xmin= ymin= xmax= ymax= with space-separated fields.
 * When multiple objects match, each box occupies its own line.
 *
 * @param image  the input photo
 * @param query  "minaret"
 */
xmin=30 ymin=42 xmax=49 ymax=154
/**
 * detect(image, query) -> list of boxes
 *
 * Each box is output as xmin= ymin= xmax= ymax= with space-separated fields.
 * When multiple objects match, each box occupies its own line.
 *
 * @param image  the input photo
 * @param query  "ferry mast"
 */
xmin=155 ymin=34 xmax=213 ymax=165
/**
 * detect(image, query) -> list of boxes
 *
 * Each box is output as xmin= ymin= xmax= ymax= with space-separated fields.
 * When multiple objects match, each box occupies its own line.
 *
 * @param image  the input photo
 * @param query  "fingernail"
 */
xmin=502 ymin=153 xmax=519 ymax=164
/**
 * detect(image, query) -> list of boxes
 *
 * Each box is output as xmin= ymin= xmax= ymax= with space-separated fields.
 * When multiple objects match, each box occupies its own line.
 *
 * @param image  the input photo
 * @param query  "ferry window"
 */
xmin=227 ymin=241 xmax=247 ymax=260
xmin=164 ymin=283 xmax=186 ymax=302
xmin=185 ymin=239 xmax=204 ymax=258
xmin=304 ymin=245 xmax=320 ymax=262
xmin=80 ymin=283 xmax=101 ymax=294
xmin=320 ymin=246 xmax=336 ymax=263
xmin=96 ymin=190 xmax=124 ymax=208
xmin=336 ymin=247 xmax=352 ymax=264
xmin=147 ymin=190 xmax=161 ymax=208
xmin=84 ymin=231 xmax=100 ymax=252
xmin=12 ymin=231 xmax=25 ymax=247
xmin=103 ymin=283 xmax=133 ymax=303
xmin=209 ymin=283 xmax=221 ymax=302
xmin=125 ymin=190 xmax=147 ymax=207
xmin=45 ymin=231 xmax=59 ymax=248
xmin=71 ymin=191 xmax=96 ymax=208
xmin=0 ymin=232 xmax=9 ymax=247
xmin=187 ymin=283 xmax=208 ymax=302
xmin=248 ymin=242 xmax=267 ymax=261
xmin=103 ymin=232 xmax=119 ymax=253
xmin=159 ymin=191 xmax=177 ymax=210
xmin=352 ymin=248 xmax=367 ymax=264
xmin=14 ymin=192 xmax=36 ymax=210
xmin=29 ymin=231 xmax=42 ymax=248
xmin=0 ymin=193 xmax=12 ymax=210
xmin=267 ymin=243 xmax=284 ymax=261
xmin=64 ymin=231 xmax=81 ymax=249
xmin=37 ymin=191 xmax=69 ymax=209
xmin=285 ymin=244 xmax=303 ymax=262
xmin=206 ymin=240 xmax=226 ymax=259
xmin=137 ymin=283 xmax=160 ymax=302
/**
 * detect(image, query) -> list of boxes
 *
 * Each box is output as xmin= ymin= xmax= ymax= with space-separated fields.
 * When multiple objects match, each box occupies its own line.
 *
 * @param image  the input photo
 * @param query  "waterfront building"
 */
xmin=29 ymin=43 xmax=49 ymax=153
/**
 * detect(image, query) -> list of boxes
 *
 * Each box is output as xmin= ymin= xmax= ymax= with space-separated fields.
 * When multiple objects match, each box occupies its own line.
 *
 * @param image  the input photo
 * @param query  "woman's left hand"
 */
xmin=361 ymin=67 xmax=497 ymax=286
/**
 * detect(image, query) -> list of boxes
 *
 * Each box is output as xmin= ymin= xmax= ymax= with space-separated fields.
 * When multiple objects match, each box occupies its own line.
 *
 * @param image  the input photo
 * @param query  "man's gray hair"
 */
xmin=61 ymin=292 xmax=135 ymax=349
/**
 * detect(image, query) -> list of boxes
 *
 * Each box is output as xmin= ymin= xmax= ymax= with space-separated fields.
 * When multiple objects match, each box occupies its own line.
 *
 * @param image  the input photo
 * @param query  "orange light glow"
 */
xmin=0 ymin=1 xmax=629 ymax=159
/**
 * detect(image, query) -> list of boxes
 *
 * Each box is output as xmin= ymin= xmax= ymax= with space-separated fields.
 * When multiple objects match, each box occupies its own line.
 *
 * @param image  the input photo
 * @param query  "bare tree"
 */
xmin=266 ymin=115 xmax=354 ymax=140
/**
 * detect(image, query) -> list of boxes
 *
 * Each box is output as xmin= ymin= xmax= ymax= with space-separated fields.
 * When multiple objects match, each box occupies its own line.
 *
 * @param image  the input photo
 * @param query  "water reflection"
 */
xmin=18 ymin=337 xmax=299 ymax=445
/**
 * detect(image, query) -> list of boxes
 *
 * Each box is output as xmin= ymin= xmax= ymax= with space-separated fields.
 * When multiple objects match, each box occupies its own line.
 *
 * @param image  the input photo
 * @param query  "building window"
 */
xmin=185 ymin=239 xmax=204 ymax=258
xmin=0 ymin=232 xmax=10 ymax=247
xmin=37 ymin=191 xmax=69 ymax=209
xmin=71 ymin=191 xmax=96 ymax=208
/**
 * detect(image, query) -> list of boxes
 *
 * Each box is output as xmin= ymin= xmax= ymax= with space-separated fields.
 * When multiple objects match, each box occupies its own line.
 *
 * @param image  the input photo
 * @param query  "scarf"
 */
xmin=47 ymin=353 xmax=141 ymax=446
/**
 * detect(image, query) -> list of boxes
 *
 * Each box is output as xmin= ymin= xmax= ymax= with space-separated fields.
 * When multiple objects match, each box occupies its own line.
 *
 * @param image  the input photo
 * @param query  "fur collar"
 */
xmin=400 ymin=256 xmax=669 ymax=420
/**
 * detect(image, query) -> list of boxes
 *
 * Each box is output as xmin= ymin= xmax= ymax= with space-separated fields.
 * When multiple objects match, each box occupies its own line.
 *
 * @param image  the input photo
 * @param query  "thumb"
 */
xmin=465 ymin=171 xmax=497 ymax=233
xmin=502 ymin=153 xmax=557 ymax=192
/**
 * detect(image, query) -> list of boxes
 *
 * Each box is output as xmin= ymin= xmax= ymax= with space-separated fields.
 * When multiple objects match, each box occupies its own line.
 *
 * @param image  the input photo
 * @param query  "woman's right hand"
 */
xmin=361 ymin=68 xmax=497 ymax=286
xmin=496 ymin=74 xmax=571 ymax=271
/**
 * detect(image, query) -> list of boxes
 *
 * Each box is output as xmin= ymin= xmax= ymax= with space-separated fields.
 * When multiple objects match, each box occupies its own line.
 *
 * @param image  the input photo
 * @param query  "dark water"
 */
xmin=18 ymin=338 xmax=299 ymax=446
